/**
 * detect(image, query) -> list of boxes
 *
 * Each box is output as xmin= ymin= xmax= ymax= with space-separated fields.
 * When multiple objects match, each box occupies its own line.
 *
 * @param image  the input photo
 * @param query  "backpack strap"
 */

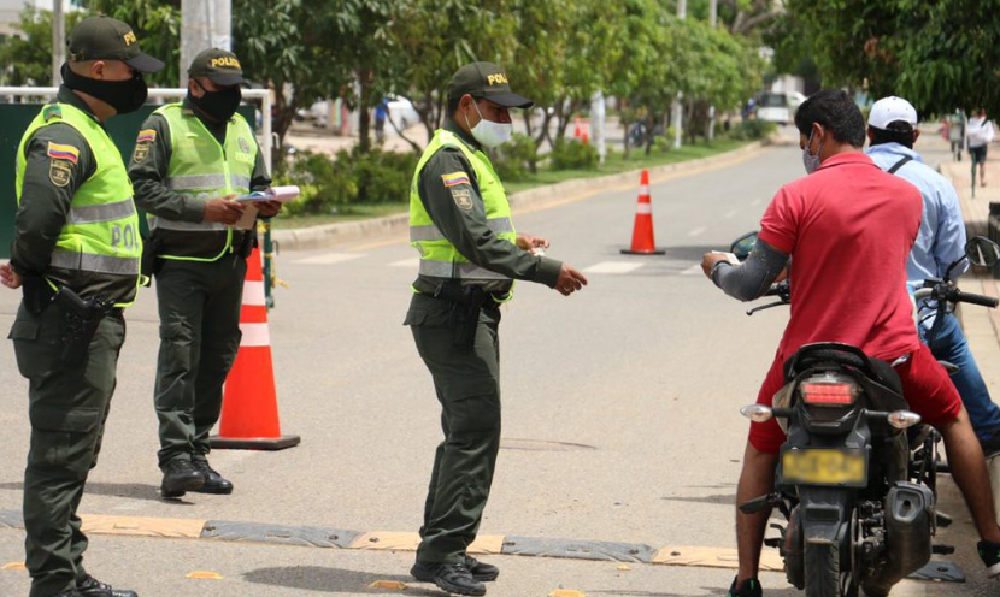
xmin=888 ymin=155 xmax=913 ymax=174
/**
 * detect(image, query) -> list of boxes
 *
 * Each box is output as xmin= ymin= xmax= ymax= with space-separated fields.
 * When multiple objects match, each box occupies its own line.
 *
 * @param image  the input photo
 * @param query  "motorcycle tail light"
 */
xmin=800 ymin=374 xmax=858 ymax=407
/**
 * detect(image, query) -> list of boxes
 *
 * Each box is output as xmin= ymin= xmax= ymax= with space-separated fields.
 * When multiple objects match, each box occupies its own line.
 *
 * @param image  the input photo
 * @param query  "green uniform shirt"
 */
xmin=412 ymin=120 xmax=561 ymax=295
xmin=128 ymin=98 xmax=271 ymax=251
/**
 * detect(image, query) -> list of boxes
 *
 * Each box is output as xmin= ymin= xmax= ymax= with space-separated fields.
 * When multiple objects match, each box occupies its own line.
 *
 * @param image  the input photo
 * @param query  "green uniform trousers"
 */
xmin=406 ymin=294 xmax=502 ymax=564
xmin=9 ymin=301 xmax=126 ymax=597
xmin=153 ymin=253 xmax=246 ymax=468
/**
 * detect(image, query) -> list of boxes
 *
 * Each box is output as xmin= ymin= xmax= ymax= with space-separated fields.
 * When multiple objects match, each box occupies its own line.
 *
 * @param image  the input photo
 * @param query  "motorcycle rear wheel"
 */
xmin=805 ymin=542 xmax=852 ymax=597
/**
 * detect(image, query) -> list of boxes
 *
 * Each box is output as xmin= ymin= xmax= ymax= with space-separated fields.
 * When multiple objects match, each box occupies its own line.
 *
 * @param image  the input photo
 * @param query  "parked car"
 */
xmin=754 ymin=91 xmax=795 ymax=125
xmin=385 ymin=94 xmax=419 ymax=131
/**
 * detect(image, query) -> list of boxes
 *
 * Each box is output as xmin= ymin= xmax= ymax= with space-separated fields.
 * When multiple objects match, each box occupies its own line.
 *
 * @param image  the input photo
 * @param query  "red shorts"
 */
xmin=749 ymin=343 xmax=962 ymax=454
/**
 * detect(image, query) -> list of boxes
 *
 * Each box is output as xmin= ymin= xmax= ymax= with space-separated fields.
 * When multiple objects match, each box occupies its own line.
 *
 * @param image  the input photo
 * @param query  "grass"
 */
xmin=271 ymin=138 xmax=754 ymax=229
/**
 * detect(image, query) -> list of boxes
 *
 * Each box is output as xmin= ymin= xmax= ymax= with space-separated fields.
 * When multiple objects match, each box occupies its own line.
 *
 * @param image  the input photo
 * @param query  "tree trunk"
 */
xmin=622 ymin=98 xmax=631 ymax=160
xmin=645 ymin=110 xmax=655 ymax=155
xmin=421 ymin=88 xmax=436 ymax=143
xmin=358 ymin=71 xmax=372 ymax=155
xmin=271 ymin=82 xmax=296 ymax=177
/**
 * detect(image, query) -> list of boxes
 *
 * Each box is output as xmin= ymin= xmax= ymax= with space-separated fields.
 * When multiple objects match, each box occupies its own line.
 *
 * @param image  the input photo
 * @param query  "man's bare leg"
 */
xmin=736 ymin=442 xmax=780 ymax=582
xmin=938 ymin=408 xmax=1000 ymax=543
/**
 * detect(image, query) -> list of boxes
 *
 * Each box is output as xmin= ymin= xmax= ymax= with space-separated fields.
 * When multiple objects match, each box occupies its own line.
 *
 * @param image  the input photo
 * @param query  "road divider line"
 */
xmin=723 ymin=209 xmax=739 ymax=219
xmin=293 ymin=252 xmax=366 ymax=265
xmin=681 ymin=264 xmax=702 ymax=276
xmin=687 ymin=226 xmax=707 ymax=237
xmin=582 ymin=261 xmax=644 ymax=274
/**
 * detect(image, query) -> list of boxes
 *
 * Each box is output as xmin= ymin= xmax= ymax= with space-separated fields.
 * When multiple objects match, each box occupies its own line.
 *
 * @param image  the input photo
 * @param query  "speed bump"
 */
xmin=651 ymin=545 xmax=783 ymax=571
xmin=81 ymin=514 xmax=205 ymax=539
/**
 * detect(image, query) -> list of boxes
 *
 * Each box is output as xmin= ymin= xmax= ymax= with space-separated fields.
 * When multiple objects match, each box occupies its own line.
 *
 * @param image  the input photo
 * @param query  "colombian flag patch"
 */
xmin=441 ymin=172 xmax=470 ymax=187
xmin=46 ymin=142 xmax=79 ymax=164
xmin=137 ymin=129 xmax=156 ymax=142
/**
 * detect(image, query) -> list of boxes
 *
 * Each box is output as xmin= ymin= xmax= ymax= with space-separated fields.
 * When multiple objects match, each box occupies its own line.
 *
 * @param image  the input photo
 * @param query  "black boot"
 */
xmin=78 ymin=574 xmax=138 ymax=597
xmin=160 ymin=459 xmax=204 ymax=498
xmin=464 ymin=555 xmax=499 ymax=581
xmin=728 ymin=576 xmax=762 ymax=597
xmin=410 ymin=562 xmax=486 ymax=596
xmin=190 ymin=460 xmax=234 ymax=495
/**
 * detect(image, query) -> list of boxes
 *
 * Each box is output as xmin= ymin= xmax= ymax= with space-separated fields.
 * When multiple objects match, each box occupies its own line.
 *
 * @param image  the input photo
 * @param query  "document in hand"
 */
xmin=236 ymin=186 xmax=301 ymax=203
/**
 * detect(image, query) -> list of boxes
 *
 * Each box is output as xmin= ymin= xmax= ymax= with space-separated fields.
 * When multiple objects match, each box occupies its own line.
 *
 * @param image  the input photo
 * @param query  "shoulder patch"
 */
xmin=238 ymin=137 xmax=250 ymax=153
xmin=441 ymin=172 xmax=471 ymax=187
xmin=132 ymin=142 xmax=150 ymax=163
xmin=49 ymin=159 xmax=72 ymax=187
xmin=451 ymin=188 xmax=473 ymax=210
xmin=47 ymin=142 xmax=79 ymax=164
xmin=137 ymin=129 xmax=156 ymax=143
xmin=42 ymin=105 xmax=62 ymax=122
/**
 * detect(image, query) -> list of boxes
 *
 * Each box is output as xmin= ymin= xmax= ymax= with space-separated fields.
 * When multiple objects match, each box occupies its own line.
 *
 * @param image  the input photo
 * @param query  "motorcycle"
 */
xmin=726 ymin=232 xmax=1000 ymax=597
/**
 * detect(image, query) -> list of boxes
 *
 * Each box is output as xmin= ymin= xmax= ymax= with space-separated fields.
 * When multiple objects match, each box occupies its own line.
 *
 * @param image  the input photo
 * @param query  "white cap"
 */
xmin=868 ymin=96 xmax=918 ymax=130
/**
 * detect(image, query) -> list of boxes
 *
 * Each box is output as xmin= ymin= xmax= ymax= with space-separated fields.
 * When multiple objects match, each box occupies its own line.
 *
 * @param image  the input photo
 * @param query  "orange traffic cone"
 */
xmin=620 ymin=170 xmax=665 ymax=255
xmin=209 ymin=247 xmax=301 ymax=450
xmin=574 ymin=116 xmax=582 ymax=138
xmin=582 ymin=122 xmax=590 ymax=144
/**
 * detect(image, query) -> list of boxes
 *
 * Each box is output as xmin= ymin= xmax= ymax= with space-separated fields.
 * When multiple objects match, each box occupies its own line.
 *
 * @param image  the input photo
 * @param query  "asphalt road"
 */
xmin=1 ymin=132 xmax=991 ymax=596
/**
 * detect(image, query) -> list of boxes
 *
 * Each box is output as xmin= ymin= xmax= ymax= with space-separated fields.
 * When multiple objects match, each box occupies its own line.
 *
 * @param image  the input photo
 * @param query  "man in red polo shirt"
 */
xmin=701 ymin=89 xmax=1000 ymax=597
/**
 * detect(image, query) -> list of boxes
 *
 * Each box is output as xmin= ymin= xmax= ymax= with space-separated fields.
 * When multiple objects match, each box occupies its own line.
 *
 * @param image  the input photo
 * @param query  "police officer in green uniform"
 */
xmin=128 ymin=49 xmax=279 ymax=499
xmin=0 ymin=16 xmax=163 ymax=597
xmin=406 ymin=62 xmax=588 ymax=596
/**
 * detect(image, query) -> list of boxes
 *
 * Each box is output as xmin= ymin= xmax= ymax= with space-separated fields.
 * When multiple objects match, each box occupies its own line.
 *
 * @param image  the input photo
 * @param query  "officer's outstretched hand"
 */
xmin=1 ymin=262 xmax=21 ymax=290
xmin=554 ymin=264 xmax=587 ymax=296
xmin=204 ymin=195 xmax=246 ymax=225
xmin=517 ymin=234 xmax=549 ymax=251
xmin=257 ymin=200 xmax=282 ymax=218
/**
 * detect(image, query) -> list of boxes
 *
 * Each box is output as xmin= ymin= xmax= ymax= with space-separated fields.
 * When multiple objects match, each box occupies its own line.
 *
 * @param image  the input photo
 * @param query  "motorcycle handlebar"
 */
xmin=954 ymin=290 xmax=1000 ymax=308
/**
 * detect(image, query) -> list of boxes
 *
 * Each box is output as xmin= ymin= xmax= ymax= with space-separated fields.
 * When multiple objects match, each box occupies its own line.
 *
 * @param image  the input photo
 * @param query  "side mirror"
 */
xmin=730 ymin=231 xmax=759 ymax=261
xmin=966 ymin=236 xmax=1000 ymax=268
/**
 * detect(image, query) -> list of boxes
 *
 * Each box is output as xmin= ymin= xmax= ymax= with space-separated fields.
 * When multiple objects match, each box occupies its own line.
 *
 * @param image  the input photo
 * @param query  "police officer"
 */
xmin=128 ymin=49 xmax=279 ymax=499
xmin=0 ymin=16 xmax=163 ymax=597
xmin=406 ymin=62 xmax=588 ymax=596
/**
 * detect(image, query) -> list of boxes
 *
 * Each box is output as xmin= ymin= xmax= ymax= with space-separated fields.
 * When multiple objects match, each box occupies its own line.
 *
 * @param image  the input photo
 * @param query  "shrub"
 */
xmin=492 ymin=133 xmax=537 ymax=181
xmin=550 ymin=139 xmax=598 ymax=171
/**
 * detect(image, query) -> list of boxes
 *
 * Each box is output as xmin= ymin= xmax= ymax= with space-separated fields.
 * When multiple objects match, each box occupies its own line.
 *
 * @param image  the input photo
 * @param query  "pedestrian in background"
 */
xmin=968 ymin=108 xmax=995 ymax=187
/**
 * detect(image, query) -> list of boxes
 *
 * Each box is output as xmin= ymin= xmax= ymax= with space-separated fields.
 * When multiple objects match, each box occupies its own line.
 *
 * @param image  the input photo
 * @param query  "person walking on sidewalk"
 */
xmin=405 ymin=62 xmax=587 ymax=596
xmin=866 ymin=95 xmax=1000 ymax=455
xmin=0 ymin=16 xmax=163 ymax=597
xmin=948 ymin=107 xmax=967 ymax=161
xmin=128 ymin=49 xmax=281 ymax=499
xmin=968 ymin=108 xmax=995 ymax=188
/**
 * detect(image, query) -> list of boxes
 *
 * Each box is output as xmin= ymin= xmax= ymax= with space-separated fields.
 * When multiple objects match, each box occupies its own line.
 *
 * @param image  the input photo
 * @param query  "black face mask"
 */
xmin=189 ymin=83 xmax=241 ymax=123
xmin=61 ymin=63 xmax=148 ymax=115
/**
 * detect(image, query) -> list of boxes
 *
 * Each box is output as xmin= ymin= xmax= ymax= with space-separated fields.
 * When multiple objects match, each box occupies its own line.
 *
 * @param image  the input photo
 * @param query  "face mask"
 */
xmin=190 ymin=83 xmax=242 ymax=122
xmin=61 ymin=63 xmax=148 ymax=115
xmin=802 ymin=130 xmax=822 ymax=175
xmin=466 ymin=101 xmax=513 ymax=148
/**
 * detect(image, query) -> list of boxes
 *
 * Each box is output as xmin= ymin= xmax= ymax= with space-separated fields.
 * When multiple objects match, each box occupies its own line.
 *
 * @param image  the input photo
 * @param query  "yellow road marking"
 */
xmin=186 ymin=571 xmax=223 ymax=580
xmin=81 ymin=514 xmax=206 ymax=539
xmin=370 ymin=580 xmax=407 ymax=590
xmin=550 ymin=590 xmax=587 ymax=597
xmin=651 ymin=545 xmax=783 ymax=571
xmin=2 ymin=562 xmax=26 ymax=570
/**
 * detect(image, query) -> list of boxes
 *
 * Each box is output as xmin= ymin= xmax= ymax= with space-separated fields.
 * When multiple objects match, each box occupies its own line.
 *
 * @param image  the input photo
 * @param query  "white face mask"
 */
xmin=802 ymin=130 xmax=822 ymax=175
xmin=466 ymin=101 xmax=513 ymax=148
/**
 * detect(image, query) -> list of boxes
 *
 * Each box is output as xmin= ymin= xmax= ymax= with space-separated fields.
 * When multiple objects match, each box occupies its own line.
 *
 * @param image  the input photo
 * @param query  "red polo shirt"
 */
xmin=758 ymin=152 xmax=922 ymax=362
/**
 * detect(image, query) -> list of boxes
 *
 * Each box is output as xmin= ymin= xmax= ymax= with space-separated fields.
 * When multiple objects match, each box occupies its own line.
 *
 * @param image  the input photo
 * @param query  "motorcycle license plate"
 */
xmin=781 ymin=448 xmax=866 ymax=486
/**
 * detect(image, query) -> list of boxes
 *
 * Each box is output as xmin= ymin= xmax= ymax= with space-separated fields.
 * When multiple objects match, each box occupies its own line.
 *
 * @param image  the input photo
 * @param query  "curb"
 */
xmin=271 ymin=140 xmax=770 ymax=252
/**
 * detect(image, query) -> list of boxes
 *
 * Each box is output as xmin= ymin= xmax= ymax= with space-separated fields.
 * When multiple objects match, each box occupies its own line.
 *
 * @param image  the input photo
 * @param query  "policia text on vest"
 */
xmin=404 ymin=62 xmax=587 ymax=596
xmin=4 ymin=16 xmax=164 ymax=597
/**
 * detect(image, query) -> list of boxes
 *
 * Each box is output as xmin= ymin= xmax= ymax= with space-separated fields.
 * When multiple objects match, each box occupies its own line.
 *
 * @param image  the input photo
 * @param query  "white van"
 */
xmin=755 ymin=91 xmax=795 ymax=125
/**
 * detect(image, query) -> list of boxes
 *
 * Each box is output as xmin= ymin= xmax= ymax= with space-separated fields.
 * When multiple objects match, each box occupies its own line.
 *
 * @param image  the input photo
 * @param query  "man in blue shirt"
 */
xmin=867 ymin=95 xmax=1000 ymax=454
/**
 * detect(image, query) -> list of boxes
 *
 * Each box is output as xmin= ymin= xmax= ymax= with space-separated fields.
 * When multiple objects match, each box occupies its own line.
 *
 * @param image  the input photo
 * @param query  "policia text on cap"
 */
xmin=0 ymin=15 xmax=163 ymax=597
xmin=404 ymin=61 xmax=588 ymax=597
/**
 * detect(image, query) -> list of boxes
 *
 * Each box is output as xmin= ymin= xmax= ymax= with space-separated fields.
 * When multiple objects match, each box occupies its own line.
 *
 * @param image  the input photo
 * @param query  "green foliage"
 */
xmin=780 ymin=0 xmax=1000 ymax=115
xmin=724 ymin=119 xmax=775 ymax=141
xmin=0 ymin=7 xmax=86 ymax=86
xmin=280 ymin=149 xmax=418 ymax=215
xmin=653 ymin=136 xmax=672 ymax=154
xmin=492 ymin=133 xmax=538 ymax=182
xmin=87 ymin=0 xmax=181 ymax=87
xmin=550 ymin=139 xmax=598 ymax=171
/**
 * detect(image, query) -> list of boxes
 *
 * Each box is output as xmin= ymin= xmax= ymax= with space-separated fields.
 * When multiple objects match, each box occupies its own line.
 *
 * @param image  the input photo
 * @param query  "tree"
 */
xmin=781 ymin=0 xmax=1000 ymax=115
xmin=0 ymin=7 xmax=86 ymax=86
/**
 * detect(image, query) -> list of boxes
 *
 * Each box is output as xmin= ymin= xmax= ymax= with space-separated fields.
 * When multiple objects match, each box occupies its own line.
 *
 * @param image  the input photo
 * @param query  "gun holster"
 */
xmin=53 ymin=287 xmax=113 ymax=367
xmin=434 ymin=282 xmax=487 ymax=351
xmin=238 ymin=230 xmax=256 ymax=259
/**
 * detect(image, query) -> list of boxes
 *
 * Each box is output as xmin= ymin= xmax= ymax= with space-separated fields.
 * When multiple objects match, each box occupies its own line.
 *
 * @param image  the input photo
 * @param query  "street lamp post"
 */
xmin=52 ymin=0 xmax=65 ymax=87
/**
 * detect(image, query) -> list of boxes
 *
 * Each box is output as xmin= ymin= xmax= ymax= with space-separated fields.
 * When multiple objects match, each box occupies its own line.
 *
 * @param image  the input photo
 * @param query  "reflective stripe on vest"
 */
xmin=15 ymin=102 xmax=141 ymax=305
xmin=155 ymin=103 xmax=257 ymax=260
xmin=409 ymin=129 xmax=517 ymax=289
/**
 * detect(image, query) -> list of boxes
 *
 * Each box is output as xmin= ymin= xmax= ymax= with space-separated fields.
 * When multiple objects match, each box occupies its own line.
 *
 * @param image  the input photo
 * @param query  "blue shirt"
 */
xmin=866 ymin=142 xmax=967 ymax=327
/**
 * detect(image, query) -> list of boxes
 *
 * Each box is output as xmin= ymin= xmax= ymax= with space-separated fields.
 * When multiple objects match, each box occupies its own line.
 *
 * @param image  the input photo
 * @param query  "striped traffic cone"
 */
xmin=209 ymin=247 xmax=300 ymax=450
xmin=620 ymin=170 xmax=665 ymax=255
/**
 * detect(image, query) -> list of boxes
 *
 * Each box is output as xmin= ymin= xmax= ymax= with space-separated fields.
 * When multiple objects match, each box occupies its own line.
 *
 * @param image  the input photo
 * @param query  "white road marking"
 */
xmin=750 ymin=199 xmax=762 ymax=207
xmin=723 ymin=209 xmax=739 ymax=219
xmin=294 ymin=253 xmax=365 ymax=265
xmin=583 ymin=261 xmax=645 ymax=274
xmin=389 ymin=258 xmax=420 ymax=268
xmin=688 ymin=226 xmax=707 ymax=237
xmin=682 ymin=264 xmax=703 ymax=276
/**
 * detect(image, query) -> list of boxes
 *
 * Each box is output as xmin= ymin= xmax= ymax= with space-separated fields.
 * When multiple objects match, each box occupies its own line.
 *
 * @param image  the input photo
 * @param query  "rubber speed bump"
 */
xmin=2 ymin=562 xmax=26 ymax=570
xmin=186 ymin=571 xmax=223 ymax=580
xmin=370 ymin=580 xmax=407 ymax=590
xmin=81 ymin=514 xmax=206 ymax=539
